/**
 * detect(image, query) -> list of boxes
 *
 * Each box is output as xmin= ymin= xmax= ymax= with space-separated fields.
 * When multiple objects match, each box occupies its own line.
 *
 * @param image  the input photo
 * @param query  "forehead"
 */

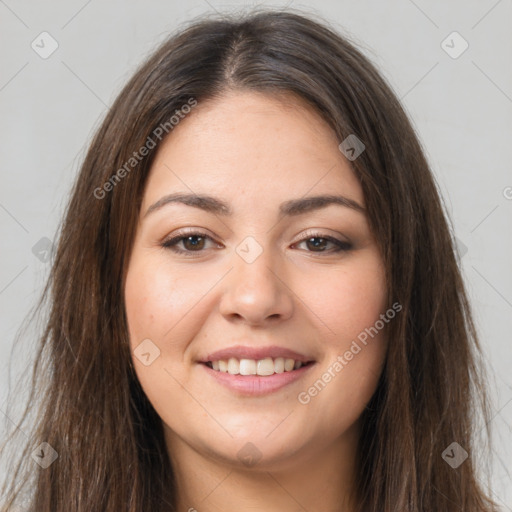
xmin=142 ymin=90 xmax=364 ymax=210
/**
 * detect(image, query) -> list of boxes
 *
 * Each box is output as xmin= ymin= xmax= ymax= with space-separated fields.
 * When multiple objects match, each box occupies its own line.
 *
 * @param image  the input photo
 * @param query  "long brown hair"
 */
xmin=1 ymin=8 xmax=499 ymax=511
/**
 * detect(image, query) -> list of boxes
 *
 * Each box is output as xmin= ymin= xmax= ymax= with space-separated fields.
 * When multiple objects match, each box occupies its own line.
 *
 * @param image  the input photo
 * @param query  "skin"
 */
xmin=124 ymin=90 xmax=389 ymax=512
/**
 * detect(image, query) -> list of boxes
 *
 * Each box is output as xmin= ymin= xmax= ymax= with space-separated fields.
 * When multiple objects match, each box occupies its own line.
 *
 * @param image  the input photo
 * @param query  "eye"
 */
xmin=161 ymin=229 xmax=352 ymax=256
xmin=293 ymin=230 xmax=352 ymax=254
xmin=162 ymin=231 xmax=218 ymax=256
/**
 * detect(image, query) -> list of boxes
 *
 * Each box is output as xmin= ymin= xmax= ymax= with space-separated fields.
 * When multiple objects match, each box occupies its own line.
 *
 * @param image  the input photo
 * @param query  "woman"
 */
xmin=0 ymin=9 xmax=499 ymax=511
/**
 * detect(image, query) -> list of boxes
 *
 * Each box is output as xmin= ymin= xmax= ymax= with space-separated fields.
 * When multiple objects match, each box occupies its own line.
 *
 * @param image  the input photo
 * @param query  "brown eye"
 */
xmin=304 ymin=237 xmax=330 ymax=251
xmin=162 ymin=231 xmax=216 ymax=255
xmin=181 ymin=235 xmax=206 ymax=251
xmin=162 ymin=231 xmax=352 ymax=257
xmin=295 ymin=233 xmax=352 ymax=253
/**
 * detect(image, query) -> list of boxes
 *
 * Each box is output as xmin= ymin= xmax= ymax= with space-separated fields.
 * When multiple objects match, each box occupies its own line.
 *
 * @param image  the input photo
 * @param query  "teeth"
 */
xmin=240 ymin=359 xmax=256 ymax=375
xmin=257 ymin=357 xmax=274 ymax=376
xmin=208 ymin=357 xmax=306 ymax=376
xmin=227 ymin=357 xmax=240 ymax=375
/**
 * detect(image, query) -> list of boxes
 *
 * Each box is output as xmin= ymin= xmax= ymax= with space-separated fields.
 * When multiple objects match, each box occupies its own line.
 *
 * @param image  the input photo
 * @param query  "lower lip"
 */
xmin=199 ymin=362 xmax=316 ymax=396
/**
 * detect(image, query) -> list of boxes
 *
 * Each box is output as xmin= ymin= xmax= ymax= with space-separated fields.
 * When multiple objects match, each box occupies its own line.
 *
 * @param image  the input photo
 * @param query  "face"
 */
xmin=124 ymin=90 xmax=389 ymax=471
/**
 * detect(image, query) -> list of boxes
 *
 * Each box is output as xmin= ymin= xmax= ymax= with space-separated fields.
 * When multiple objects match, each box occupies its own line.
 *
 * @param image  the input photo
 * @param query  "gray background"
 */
xmin=1 ymin=0 xmax=511 ymax=508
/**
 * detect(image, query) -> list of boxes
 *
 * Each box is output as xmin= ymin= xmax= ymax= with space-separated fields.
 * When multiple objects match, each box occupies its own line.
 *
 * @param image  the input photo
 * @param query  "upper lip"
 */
xmin=199 ymin=345 xmax=315 ymax=363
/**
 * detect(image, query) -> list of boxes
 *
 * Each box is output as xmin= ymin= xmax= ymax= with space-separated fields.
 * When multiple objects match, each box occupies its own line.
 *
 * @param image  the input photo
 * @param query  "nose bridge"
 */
xmin=218 ymin=235 xmax=294 ymax=324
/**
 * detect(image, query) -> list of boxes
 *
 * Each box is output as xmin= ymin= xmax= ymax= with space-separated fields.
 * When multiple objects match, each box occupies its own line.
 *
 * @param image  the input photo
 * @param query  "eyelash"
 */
xmin=161 ymin=229 xmax=352 ymax=257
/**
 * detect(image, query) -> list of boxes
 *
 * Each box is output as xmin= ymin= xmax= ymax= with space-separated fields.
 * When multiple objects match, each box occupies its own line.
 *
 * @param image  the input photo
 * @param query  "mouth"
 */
xmin=201 ymin=357 xmax=316 ymax=376
xmin=199 ymin=355 xmax=317 ymax=396
xmin=197 ymin=344 xmax=317 ymax=395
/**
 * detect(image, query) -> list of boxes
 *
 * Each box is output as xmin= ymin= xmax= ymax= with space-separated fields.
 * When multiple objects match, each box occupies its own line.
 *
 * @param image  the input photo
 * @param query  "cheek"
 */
xmin=339 ymin=266 xmax=387 ymax=339
xmin=124 ymin=254 xmax=201 ymax=347
xmin=299 ymin=253 xmax=388 ymax=346
xmin=124 ymin=253 xmax=198 ymax=416
xmin=293 ymin=252 xmax=388 ymax=414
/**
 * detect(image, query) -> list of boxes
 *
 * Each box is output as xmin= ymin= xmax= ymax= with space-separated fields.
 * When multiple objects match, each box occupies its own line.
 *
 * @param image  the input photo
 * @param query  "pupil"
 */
xmin=185 ymin=236 xmax=204 ymax=250
xmin=308 ymin=237 xmax=327 ymax=250
xmin=182 ymin=236 xmax=327 ymax=252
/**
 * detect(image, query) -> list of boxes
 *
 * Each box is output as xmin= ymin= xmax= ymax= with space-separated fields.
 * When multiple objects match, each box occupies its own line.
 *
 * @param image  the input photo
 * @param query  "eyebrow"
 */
xmin=143 ymin=192 xmax=365 ymax=218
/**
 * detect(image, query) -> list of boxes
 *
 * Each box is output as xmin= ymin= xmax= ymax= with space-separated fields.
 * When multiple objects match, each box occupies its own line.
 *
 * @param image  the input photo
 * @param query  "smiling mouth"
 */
xmin=202 ymin=357 xmax=316 ymax=376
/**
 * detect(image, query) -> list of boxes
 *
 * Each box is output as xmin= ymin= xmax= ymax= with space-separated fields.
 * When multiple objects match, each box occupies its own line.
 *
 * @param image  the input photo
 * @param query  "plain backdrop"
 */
xmin=1 ymin=0 xmax=511 ymax=508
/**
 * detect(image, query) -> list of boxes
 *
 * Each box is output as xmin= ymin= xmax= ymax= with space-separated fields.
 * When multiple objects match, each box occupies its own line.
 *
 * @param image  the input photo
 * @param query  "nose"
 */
xmin=218 ymin=244 xmax=294 ymax=326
